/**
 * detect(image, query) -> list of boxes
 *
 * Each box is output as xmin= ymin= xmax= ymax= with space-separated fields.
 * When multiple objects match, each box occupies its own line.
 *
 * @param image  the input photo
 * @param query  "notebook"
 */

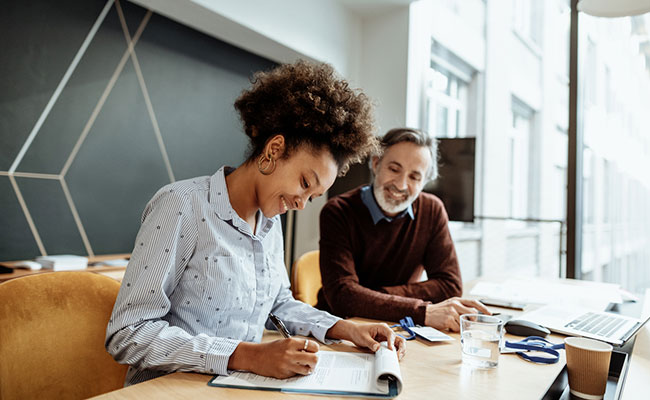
xmin=208 ymin=342 xmax=403 ymax=398
xmin=520 ymin=304 xmax=650 ymax=346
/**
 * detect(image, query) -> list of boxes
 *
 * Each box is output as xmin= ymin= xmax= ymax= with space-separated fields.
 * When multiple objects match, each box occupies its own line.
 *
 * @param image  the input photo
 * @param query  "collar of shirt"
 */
xmin=360 ymin=185 xmax=414 ymax=225
xmin=209 ymin=166 xmax=276 ymax=240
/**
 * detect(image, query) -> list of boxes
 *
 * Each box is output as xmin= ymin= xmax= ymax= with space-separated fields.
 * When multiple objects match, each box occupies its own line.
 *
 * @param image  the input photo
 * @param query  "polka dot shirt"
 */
xmin=105 ymin=166 xmax=340 ymax=386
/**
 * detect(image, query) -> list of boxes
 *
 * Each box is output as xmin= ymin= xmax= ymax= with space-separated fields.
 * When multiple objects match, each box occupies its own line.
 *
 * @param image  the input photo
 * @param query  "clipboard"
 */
xmin=208 ymin=343 xmax=403 ymax=398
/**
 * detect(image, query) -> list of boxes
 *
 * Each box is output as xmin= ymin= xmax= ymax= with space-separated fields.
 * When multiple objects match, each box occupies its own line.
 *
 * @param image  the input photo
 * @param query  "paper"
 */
xmin=410 ymin=326 xmax=454 ymax=342
xmin=209 ymin=342 xmax=402 ymax=397
xmin=93 ymin=259 xmax=129 ymax=267
xmin=35 ymin=255 xmax=88 ymax=271
xmin=470 ymin=278 xmax=622 ymax=311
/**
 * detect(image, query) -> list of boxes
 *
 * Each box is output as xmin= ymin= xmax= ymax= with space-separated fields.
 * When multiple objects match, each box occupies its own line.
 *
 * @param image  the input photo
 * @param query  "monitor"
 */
xmin=424 ymin=137 xmax=476 ymax=222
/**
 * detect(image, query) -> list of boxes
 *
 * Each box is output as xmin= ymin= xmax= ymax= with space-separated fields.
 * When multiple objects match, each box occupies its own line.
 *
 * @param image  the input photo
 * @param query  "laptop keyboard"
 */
xmin=565 ymin=312 xmax=627 ymax=338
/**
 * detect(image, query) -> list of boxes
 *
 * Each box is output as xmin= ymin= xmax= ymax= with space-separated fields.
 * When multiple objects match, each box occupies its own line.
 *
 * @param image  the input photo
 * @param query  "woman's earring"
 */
xmin=258 ymin=153 xmax=276 ymax=175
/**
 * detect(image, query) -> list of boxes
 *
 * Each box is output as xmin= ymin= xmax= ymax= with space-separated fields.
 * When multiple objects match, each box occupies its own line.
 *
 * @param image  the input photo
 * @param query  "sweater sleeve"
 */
xmin=318 ymin=199 xmax=430 ymax=324
xmin=379 ymin=198 xmax=463 ymax=303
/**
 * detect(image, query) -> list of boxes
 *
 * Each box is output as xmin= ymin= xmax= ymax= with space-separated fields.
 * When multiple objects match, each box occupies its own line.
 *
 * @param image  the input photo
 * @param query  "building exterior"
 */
xmin=420 ymin=0 xmax=650 ymax=293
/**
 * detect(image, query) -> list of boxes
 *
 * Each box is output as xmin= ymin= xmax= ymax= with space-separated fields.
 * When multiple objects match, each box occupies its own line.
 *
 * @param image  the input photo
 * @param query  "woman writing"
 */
xmin=106 ymin=60 xmax=406 ymax=386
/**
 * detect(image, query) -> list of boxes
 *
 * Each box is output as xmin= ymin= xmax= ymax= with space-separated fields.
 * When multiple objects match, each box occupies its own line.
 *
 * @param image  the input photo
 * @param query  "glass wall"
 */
xmin=422 ymin=0 xmax=571 ymax=281
xmin=578 ymin=13 xmax=650 ymax=294
xmin=420 ymin=1 xmax=649 ymax=294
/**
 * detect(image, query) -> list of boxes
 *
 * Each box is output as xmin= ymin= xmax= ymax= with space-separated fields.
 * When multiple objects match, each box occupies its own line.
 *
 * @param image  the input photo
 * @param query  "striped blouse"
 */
xmin=105 ymin=166 xmax=340 ymax=386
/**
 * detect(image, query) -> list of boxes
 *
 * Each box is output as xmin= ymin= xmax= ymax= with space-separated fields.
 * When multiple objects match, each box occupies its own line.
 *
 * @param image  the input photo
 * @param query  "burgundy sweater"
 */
xmin=316 ymin=186 xmax=462 ymax=325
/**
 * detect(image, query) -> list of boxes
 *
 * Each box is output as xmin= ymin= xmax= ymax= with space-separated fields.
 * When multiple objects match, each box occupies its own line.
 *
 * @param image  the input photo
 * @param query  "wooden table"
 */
xmin=91 ymin=316 xmax=567 ymax=399
xmin=89 ymin=282 xmax=650 ymax=399
xmin=0 ymin=254 xmax=129 ymax=283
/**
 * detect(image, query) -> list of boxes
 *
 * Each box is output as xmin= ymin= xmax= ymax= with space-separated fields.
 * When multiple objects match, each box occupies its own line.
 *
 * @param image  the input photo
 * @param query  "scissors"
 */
xmin=504 ymin=336 xmax=565 ymax=364
xmin=390 ymin=316 xmax=417 ymax=340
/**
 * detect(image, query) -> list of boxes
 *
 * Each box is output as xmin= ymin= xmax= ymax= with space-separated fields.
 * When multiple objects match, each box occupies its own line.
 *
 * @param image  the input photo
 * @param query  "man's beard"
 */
xmin=373 ymin=183 xmax=416 ymax=215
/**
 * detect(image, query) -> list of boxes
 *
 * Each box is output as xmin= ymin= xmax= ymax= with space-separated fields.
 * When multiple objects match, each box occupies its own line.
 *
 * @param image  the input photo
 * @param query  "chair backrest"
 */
xmin=0 ymin=271 xmax=128 ymax=400
xmin=291 ymin=250 xmax=322 ymax=306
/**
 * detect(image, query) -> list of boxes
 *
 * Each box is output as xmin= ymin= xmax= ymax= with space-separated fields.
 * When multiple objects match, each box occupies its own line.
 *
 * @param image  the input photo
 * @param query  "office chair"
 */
xmin=0 ymin=271 xmax=128 ymax=400
xmin=291 ymin=250 xmax=322 ymax=306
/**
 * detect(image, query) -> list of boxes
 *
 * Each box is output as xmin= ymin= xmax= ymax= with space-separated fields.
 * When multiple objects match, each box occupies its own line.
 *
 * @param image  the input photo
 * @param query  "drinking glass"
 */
xmin=460 ymin=314 xmax=504 ymax=368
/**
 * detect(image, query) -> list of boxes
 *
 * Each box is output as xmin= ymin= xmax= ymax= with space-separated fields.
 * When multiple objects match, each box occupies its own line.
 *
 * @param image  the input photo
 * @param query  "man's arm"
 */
xmin=319 ymin=200 xmax=429 ymax=324
xmin=379 ymin=198 xmax=462 ymax=303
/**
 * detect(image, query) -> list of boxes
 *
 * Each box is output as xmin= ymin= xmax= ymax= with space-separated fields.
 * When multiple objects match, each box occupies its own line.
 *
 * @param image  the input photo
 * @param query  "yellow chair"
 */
xmin=0 ymin=271 xmax=128 ymax=400
xmin=291 ymin=250 xmax=322 ymax=306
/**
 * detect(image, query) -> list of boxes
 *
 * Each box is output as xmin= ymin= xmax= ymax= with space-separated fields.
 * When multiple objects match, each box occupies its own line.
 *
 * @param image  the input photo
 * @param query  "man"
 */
xmin=316 ymin=128 xmax=488 ymax=331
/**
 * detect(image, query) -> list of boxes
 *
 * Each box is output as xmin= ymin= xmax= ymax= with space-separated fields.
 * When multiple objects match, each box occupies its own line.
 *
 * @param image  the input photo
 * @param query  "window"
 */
xmin=582 ymin=147 xmax=594 ymax=225
xmin=424 ymin=41 xmax=477 ymax=139
xmin=602 ymin=160 xmax=610 ymax=224
xmin=585 ymin=39 xmax=598 ymax=107
xmin=425 ymin=65 xmax=468 ymax=138
xmin=509 ymin=97 xmax=534 ymax=219
xmin=578 ymin=13 xmax=650 ymax=293
xmin=553 ymin=127 xmax=568 ymax=221
xmin=512 ymin=0 xmax=542 ymax=45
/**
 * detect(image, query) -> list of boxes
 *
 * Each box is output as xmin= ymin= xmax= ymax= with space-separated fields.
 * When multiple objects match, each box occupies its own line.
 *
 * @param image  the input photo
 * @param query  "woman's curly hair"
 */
xmin=234 ymin=60 xmax=378 ymax=175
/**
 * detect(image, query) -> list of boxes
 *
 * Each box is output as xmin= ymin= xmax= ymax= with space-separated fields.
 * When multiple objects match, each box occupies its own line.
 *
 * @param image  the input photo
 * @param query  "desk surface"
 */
xmin=90 ymin=283 xmax=650 ymax=400
xmin=92 ymin=320 xmax=566 ymax=400
xmin=620 ymin=288 xmax=650 ymax=400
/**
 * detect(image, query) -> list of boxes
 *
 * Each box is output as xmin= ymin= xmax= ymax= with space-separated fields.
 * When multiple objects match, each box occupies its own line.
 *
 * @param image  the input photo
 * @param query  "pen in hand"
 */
xmin=268 ymin=312 xmax=292 ymax=339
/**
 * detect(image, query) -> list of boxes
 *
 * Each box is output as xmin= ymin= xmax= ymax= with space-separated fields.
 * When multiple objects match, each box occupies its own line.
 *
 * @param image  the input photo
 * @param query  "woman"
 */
xmin=106 ymin=60 xmax=406 ymax=386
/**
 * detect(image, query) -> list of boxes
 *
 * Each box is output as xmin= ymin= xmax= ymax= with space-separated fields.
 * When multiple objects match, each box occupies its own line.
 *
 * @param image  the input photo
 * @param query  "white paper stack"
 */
xmin=35 ymin=255 xmax=88 ymax=271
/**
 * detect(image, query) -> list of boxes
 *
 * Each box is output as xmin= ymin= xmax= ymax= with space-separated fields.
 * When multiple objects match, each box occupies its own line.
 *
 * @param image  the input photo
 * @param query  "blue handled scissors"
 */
xmin=390 ymin=316 xmax=417 ymax=340
xmin=504 ymin=336 xmax=565 ymax=364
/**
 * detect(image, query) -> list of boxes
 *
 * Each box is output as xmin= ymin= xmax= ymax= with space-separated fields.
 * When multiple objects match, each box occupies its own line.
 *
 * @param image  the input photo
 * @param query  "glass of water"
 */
xmin=460 ymin=314 xmax=504 ymax=368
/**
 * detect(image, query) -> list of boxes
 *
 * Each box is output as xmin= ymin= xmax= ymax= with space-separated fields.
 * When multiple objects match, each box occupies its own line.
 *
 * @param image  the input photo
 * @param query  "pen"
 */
xmin=268 ymin=312 xmax=291 ymax=339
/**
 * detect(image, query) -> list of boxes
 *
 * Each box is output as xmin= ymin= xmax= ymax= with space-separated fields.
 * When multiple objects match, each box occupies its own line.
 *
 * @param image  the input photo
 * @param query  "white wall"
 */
xmin=128 ymin=0 xmax=362 ymax=78
xmin=193 ymin=0 xmax=362 ymax=79
xmin=358 ymin=8 xmax=411 ymax=132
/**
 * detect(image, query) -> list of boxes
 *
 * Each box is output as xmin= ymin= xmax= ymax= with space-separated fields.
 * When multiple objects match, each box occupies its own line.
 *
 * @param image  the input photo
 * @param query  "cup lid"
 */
xmin=564 ymin=336 xmax=613 ymax=352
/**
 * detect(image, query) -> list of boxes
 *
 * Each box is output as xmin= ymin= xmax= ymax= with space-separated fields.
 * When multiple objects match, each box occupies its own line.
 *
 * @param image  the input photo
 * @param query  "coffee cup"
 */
xmin=564 ymin=337 xmax=612 ymax=399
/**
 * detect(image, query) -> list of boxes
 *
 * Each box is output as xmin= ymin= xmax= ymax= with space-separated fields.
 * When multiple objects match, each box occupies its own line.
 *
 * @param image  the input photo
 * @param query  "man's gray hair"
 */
xmin=377 ymin=127 xmax=438 ymax=181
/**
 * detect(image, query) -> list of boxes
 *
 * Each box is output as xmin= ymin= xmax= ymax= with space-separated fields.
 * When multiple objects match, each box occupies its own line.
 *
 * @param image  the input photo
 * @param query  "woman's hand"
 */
xmin=228 ymin=338 xmax=319 ymax=379
xmin=327 ymin=320 xmax=406 ymax=361
xmin=424 ymin=297 xmax=491 ymax=332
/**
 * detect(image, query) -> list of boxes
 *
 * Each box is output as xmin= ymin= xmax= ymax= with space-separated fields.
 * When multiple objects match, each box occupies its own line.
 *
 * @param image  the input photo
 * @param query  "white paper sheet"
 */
xmin=470 ymin=278 xmax=622 ymax=311
xmin=210 ymin=343 xmax=403 ymax=396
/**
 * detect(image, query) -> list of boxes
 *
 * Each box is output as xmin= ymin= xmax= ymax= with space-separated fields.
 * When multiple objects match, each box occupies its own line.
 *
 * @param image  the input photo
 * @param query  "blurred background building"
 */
xmin=416 ymin=0 xmax=650 ymax=293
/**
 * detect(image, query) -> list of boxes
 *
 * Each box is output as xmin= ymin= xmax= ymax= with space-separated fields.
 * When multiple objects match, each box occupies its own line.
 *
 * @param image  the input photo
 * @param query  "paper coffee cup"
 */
xmin=564 ymin=337 xmax=612 ymax=399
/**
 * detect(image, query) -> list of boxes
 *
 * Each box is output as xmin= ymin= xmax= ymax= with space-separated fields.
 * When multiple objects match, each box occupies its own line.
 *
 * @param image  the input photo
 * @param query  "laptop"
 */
xmin=519 ymin=304 xmax=650 ymax=346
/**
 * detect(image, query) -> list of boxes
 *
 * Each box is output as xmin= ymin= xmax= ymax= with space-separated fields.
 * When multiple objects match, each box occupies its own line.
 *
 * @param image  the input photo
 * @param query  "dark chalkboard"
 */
xmin=0 ymin=0 xmax=275 ymax=261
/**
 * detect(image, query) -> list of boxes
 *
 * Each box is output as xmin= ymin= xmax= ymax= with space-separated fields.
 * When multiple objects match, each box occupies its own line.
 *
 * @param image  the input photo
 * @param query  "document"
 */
xmin=208 ymin=342 xmax=403 ymax=398
xmin=410 ymin=325 xmax=454 ymax=342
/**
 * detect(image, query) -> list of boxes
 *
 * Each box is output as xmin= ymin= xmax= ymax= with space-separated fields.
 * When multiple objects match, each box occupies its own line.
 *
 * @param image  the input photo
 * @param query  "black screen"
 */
xmin=424 ymin=137 xmax=476 ymax=222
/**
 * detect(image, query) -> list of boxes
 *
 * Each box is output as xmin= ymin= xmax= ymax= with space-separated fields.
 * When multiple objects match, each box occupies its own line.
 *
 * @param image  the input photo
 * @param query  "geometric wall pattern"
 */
xmin=0 ymin=0 xmax=275 ymax=260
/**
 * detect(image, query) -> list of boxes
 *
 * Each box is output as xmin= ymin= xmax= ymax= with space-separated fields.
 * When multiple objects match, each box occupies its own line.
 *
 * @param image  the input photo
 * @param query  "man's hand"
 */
xmin=424 ymin=297 xmax=490 ymax=332
xmin=327 ymin=320 xmax=406 ymax=360
xmin=228 ymin=338 xmax=320 ymax=378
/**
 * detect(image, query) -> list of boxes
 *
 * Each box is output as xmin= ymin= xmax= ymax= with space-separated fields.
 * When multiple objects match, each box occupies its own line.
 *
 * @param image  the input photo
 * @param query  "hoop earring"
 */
xmin=258 ymin=153 xmax=276 ymax=175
